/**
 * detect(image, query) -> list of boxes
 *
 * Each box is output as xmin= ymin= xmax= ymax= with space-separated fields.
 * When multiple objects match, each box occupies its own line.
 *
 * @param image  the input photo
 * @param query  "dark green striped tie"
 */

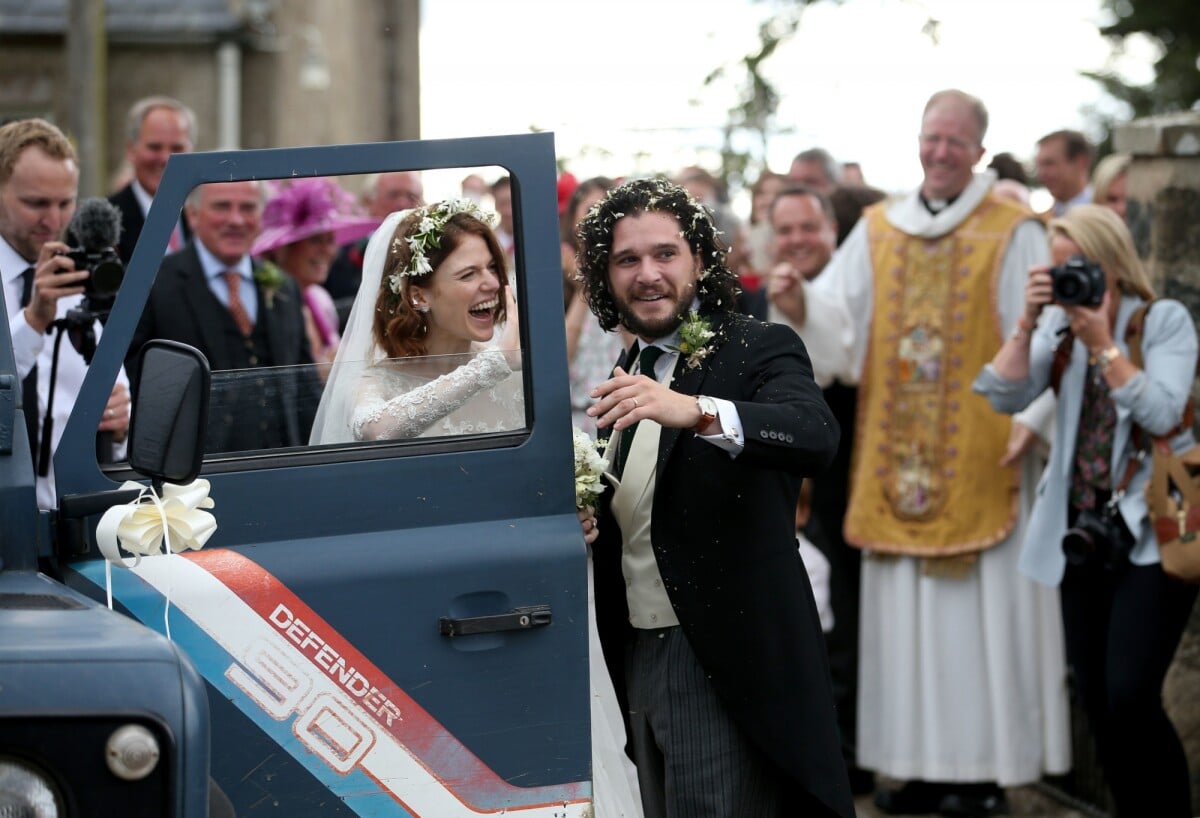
xmin=616 ymin=344 xmax=665 ymax=476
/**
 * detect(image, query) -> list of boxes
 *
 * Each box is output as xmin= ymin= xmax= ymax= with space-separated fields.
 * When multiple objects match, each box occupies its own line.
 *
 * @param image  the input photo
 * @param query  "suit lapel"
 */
xmin=125 ymin=190 xmax=146 ymax=236
xmin=656 ymin=310 xmax=731 ymax=470
xmin=179 ymin=246 xmax=231 ymax=366
xmin=656 ymin=355 xmax=705 ymax=471
xmin=257 ymin=264 xmax=292 ymax=367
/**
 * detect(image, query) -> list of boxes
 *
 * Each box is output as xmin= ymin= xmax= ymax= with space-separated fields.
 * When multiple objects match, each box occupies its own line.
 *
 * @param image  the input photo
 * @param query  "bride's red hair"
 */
xmin=373 ymin=210 xmax=509 ymax=358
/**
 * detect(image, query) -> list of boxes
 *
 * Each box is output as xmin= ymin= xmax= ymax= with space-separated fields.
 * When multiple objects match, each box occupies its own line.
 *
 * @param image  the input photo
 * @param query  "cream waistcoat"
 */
xmin=609 ymin=368 xmax=678 ymax=629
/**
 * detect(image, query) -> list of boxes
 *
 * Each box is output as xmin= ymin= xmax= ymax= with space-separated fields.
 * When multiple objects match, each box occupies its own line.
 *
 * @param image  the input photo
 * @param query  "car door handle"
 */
xmin=439 ymin=604 xmax=552 ymax=637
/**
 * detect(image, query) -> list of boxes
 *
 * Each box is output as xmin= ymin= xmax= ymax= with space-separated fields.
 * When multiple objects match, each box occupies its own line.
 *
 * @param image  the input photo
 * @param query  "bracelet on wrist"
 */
xmin=1095 ymin=345 xmax=1121 ymax=374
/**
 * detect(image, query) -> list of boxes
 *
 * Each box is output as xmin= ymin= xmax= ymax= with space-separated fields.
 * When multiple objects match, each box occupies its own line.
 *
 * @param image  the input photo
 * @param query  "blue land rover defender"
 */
xmin=0 ymin=134 xmax=592 ymax=816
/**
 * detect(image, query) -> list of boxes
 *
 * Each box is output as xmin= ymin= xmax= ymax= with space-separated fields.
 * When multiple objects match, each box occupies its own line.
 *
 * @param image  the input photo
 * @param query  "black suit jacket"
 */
xmin=126 ymin=242 xmax=319 ymax=451
xmin=109 ymin=183 xmax=191 ymax=265
xmin=593 ymin=309 xmax=854 ymax=818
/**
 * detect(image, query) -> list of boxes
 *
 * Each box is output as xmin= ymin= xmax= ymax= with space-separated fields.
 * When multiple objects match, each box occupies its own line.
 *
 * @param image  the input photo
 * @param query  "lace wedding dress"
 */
xmin=350 ymin=349 xmax=524 ymax=440
xmin=588 ymin=558 xmax=645 ymax=817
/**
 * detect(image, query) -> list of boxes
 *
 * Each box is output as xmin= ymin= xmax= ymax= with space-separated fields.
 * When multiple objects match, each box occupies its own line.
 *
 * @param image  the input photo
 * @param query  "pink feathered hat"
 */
xmin=252 ymin=177 xmax=379 ymax=256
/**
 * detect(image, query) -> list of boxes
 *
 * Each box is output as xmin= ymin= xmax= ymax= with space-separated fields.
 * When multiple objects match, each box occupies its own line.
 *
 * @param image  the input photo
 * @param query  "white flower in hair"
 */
xmin=388 ymin=198 xmax=499 ymax=293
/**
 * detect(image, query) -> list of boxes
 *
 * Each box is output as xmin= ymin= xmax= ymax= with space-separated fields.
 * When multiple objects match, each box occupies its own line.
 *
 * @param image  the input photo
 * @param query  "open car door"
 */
xmin=53 ymin=133 xmax=592 ymax=816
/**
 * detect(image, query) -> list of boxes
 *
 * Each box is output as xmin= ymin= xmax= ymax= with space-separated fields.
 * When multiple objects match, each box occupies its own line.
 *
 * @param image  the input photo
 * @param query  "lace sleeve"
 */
xmin=352 ymin=351 xmax=514 ymax=440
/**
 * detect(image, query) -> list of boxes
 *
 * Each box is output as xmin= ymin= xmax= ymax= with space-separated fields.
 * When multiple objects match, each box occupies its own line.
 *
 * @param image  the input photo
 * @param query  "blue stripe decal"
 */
xmin=72 ymin=561 xmax=416 ymax=818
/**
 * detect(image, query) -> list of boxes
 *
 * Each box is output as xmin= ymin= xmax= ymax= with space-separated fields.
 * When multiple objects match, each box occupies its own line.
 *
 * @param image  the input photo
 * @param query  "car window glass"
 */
xmin=113 ymin=166 xmax=526 ymax=467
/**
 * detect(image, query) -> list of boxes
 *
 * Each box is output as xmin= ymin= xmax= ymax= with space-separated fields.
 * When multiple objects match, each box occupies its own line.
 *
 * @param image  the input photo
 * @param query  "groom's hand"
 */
xmin=577 ymin=507 xmax=598 ymax=545
xmin=587 ymin=367 xmax=704 ymax=432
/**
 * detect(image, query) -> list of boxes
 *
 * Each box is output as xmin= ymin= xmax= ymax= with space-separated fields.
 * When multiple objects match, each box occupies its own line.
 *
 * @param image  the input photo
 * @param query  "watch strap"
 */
xmin=691 ymin=396 xmax=716 ymax=433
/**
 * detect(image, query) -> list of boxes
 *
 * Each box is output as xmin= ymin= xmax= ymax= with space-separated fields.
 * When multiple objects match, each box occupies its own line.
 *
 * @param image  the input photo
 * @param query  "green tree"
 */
xmin=700 ymin=5 xmax=809 ymax=193
xmin=700 ymin=2 xmax=846 ymax=193
xmin=702 ymin=0 xmax=936 ymax=194
xmin=1087 ymin=0 xmax=1200 ymax=119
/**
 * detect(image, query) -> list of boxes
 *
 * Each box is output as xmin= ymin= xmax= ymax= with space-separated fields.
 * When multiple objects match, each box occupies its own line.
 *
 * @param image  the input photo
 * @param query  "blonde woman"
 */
xmin=975 ymin=204 xmax=1198 ymax=816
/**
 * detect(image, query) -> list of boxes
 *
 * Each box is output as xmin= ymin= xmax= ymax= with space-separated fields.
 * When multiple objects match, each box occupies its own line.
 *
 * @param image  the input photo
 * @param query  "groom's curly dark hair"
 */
xmin=574 ymin=177 xmax=740 ymax=332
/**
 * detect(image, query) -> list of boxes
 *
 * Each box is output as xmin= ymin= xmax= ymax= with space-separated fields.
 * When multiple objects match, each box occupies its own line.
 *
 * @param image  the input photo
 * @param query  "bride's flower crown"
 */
xmin=387 ymin=198 xmax=499 ymax=293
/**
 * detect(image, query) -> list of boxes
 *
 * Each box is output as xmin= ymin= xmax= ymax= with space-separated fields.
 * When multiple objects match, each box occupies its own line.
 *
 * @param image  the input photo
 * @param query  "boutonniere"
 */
xmin=669 ymin=311 xmax=716 ymax=370
xmin=254 ymin=261 xmax=286 ymax=309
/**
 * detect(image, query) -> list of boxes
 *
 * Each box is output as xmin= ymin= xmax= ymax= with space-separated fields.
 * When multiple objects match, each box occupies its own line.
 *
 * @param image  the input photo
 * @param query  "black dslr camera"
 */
xmin=1049 ymin=254 xmax=1105 ymax=307
xmin=54 ymin=198 xmax=127 ymax=364
xmin=59 ymin=197 xmax=126 ymax=316
xmin=62 ymin=246 xmax=124 ymax=309
xmin=1062 ymin=505 xmax=1134 ymax=570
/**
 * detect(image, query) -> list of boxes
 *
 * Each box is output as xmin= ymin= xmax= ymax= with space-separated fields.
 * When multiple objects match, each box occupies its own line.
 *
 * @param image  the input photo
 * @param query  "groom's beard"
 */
xmin=612 ymin=281 xmax=695 ymax=340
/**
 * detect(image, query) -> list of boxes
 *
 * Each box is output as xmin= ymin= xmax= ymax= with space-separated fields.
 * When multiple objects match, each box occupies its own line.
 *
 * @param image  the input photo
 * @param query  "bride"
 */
xmin=309 ymin=199 xmax=523 ymax=444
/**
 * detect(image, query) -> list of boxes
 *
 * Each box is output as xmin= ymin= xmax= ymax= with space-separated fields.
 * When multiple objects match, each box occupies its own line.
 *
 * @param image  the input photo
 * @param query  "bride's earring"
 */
xmin=412 ymin=300 xmax=429 ymax=314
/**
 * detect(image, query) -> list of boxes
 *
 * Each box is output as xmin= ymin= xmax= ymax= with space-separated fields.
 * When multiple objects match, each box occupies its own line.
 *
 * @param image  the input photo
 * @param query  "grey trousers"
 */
xmin=624 ymin=626 xmax=787 ymax=818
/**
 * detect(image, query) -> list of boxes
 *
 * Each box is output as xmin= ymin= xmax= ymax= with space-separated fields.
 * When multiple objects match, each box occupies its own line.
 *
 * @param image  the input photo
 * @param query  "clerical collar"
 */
xmin=920 ymin=192 xmax=960 ymax=215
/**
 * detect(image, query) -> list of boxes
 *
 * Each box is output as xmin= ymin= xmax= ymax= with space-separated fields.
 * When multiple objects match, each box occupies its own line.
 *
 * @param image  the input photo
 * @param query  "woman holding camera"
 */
xmin=974 ymin=204 xmax=1197 ymax=816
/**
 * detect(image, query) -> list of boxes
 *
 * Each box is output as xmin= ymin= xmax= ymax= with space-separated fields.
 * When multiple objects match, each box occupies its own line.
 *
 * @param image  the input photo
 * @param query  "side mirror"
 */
xmin=128 ymin=340 xmax=210 ymax=486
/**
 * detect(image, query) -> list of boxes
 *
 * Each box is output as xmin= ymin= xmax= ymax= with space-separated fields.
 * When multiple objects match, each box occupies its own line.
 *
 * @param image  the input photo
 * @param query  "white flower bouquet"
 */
xmin=573 ymin=427 xmax=608 ymax=513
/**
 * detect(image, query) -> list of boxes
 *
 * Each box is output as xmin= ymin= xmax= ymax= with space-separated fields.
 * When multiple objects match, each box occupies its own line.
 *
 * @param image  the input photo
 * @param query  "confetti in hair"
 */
xmin=574 ymin=177 xmax=740 ymax=332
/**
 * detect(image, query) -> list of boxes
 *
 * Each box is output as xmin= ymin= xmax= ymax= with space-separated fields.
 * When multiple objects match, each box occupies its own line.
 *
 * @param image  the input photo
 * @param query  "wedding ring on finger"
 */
xmin=105 ymin=409 xmax=113 ymax=419
xmin=633 ymin=397 xmax=640 ymax=408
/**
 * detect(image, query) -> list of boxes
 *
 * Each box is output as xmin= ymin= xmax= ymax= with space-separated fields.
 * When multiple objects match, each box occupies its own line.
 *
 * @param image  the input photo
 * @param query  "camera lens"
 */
xmin=91 ymin=258 xmax=124 ymax=298
xmin=1062 ymin=527 xmax=1094 ymax=565
xmin=1054 ymin=275 xmax=1081 ymax=302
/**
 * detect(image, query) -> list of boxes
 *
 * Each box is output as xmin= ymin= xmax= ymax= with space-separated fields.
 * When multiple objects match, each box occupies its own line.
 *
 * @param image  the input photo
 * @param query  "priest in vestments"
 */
xmin=791 ymin=89 xmax=1072 ymax=816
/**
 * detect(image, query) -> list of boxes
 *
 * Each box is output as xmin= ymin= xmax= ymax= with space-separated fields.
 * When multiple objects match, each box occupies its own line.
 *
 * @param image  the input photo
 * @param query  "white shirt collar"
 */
xmin=131 ymin=178 xmax=154 ymax=216
xmin=642 ymin=328 xmax=681 ymax=353
xmin=1054 ymin=184 xmax=1093 ymax=216
xmin=0 ymin=235 xmax=33 ymax=284
xmin=195 ymin=239 xmax=252 ymax=282
xmin=638 ymin=297 xmax=701 ymax=352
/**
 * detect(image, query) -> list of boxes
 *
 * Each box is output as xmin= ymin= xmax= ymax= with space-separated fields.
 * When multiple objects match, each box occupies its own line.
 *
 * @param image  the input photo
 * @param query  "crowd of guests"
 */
xmin=2 ymin=87 xmax=1193 ymax=818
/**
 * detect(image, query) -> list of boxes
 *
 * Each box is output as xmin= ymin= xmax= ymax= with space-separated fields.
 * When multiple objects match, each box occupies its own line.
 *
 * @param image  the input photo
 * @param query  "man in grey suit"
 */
xmin=127 ymin=180 xmax=318 ymax=454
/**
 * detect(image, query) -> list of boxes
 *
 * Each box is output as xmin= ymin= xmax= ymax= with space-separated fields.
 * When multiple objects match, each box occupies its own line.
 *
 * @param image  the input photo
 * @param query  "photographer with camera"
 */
xmin=976 ymin=203 xmax=1198 ymax=817
xmin=0 ymin=118 xmax=130 ymax=510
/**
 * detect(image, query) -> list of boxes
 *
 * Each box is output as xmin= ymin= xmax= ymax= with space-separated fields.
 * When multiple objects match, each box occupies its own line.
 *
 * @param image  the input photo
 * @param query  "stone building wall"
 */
xmin=0 ymin=1 xmax=419 ymax=190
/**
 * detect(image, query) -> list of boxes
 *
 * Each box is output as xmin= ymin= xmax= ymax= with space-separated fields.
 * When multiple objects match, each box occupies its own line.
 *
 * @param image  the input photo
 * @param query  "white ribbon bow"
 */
xmin=96 ymin=479 xmax=218 ymax=638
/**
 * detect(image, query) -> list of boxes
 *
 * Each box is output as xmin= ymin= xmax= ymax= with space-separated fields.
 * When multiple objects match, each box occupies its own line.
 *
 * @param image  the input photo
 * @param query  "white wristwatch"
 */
xmin=692 ymin=395 xmax=718 ymax=433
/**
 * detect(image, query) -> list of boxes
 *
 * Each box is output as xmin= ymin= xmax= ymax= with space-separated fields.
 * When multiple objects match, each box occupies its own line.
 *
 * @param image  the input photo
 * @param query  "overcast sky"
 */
xmin=420 ymin=0 xmax=1153 ymax=201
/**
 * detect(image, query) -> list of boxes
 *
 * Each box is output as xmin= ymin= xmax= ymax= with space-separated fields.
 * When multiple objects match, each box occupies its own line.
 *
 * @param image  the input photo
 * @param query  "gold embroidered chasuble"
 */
xmin=844 ymin=195 xmax=1028 ymax=556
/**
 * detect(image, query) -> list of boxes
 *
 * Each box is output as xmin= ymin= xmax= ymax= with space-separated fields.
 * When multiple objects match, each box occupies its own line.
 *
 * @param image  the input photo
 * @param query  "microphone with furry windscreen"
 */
xmin=64 ymin=197 xmax=125 ymax=311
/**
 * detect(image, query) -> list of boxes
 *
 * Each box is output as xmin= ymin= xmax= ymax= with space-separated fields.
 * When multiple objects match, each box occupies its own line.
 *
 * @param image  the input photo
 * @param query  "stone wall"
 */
xmin=1115 ymin=110 xmax=1200 ymax=813
xmin=0 ymin=0 xmax=419 ymax=188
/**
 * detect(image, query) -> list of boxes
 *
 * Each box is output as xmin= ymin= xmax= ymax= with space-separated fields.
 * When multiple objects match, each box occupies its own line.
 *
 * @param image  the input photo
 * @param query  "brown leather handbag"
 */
xmin=1146 ymin=439 xmax=1200 ymax=582
xmin=1127 ymin=302 xmax=1200 ymax=582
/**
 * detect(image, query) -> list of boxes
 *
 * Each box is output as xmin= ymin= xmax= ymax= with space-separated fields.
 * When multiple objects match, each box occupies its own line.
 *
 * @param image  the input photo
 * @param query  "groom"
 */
xmin=580 ymin=178 xmax=854 ymax=818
